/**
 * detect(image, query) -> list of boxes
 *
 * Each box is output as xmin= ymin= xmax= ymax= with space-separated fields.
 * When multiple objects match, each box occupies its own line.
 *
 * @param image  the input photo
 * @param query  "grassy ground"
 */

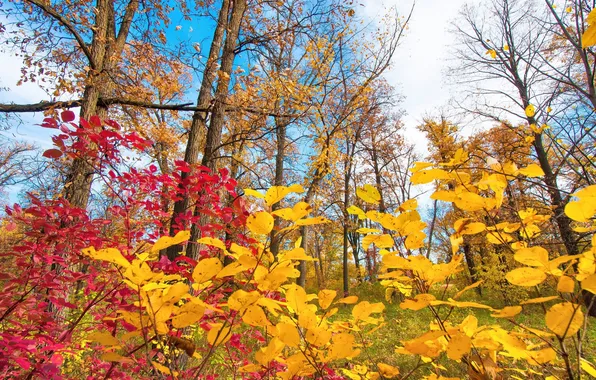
xmin=337 ymin=282 xmax=596 ymax=379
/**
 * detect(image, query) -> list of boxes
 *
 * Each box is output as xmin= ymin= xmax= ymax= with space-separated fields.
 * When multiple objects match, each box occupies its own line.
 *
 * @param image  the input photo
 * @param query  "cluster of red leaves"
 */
xmin=0 ymin=113 xmax=251 ymax=378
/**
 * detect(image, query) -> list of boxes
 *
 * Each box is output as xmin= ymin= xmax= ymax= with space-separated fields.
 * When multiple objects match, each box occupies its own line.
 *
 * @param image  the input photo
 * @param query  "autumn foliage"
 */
xmin=4 ymin=0 xmax=596 ymax=379
xmin=0 ymin=110 xmax=594 ymax=379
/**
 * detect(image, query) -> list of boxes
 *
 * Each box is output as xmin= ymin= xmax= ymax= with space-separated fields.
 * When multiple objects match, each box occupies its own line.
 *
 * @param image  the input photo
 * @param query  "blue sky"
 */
xmin=0 ymin=0 xmax=481 ymax=205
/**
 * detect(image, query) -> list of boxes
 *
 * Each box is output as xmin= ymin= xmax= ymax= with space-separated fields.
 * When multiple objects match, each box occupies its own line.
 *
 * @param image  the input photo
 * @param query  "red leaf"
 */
xmin=90 ymin=115 xmax=102 ymax=128
xmin=40 ymin=118 xmax=58 ymax=128
xmin=60 ymin=110 xmax=76 ymax=122
xmin=43 ymin=149 xmax=63 ymax=159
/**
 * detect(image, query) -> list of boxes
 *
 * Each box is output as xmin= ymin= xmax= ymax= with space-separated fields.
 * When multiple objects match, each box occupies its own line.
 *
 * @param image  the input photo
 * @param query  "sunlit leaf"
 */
xmin=506 ymin=267 xmax=546 ymax=287
xmin=265 ymin=184 xmax=304 ymax=206
xmin=582 ymin=273 xmax=596 ymax=294
xmin=377 ymin=363 xmax=400 ymax=378
xmin=517 ymin=164 xmax=544 ymax=177
xmin=192 ymin=257 xmax=223 ymax=284
xmin=356 ymin=184 xmax=381 ymax=204
xmin=545 ymin=302 xmax=583 ymax=338
xmin=318 ymin=289 xmax=337 ymax=309
xmin=446 ymin=332 xmax=471 ymax=360
xmin=151 ymin=230 xmax=190 ymax=253
xmin=82 ymin=247 xmax=130 ymax=268
xmin=491 ymin=306 xmax=522 ymax=318
xmin=247 ymin=211 xmax=274 ymax=235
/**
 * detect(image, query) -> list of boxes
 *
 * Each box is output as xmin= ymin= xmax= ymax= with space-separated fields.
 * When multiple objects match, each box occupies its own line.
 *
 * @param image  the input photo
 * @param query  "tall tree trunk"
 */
xmin=186 ymin=0 xmax=247 ymax=260
xmin=342 ymin=165 xmax=350 ymax=296
xmin=63 ymin=0 xmax=139 ymax=209
xmin=462 ymin=241 xmax=481 ymax=295
xmin=270 ymin=114 xmax=289 ymax=256
xmin=165 ymin=0 xmax=230 ymax=260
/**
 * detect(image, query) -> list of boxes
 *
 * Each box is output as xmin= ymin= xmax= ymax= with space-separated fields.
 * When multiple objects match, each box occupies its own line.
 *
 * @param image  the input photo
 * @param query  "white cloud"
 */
xmin=360 ymin=0 xmax=474 ymax=153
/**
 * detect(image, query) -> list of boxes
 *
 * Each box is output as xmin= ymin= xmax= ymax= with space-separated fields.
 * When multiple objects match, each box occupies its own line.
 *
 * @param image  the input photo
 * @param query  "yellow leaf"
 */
xmin=295 ymin=216 xmax=329 ymax=226
xmin=87 ymin=331 xmax=119 ymax=346
xmin=228 ymin=289 xmax=260 ymax=311
xmin=486 ymin=49 xmax=497 ymax=59
xmin=400 ymin=294 xmax=435 ymax=311
xmin=352 ymin=301 xmax=384 ymax=322
xmin=215 ymin=262 xmax=244 ymax=278
xmin=430 ymin=299 xmax=492 ymax=309
xmin=197 ymin=237 xmax=226 ymax=251
xmin=192 ymin=257 xmax=223 ymax=284
xmin=486 ymin=231 xmax=513 ymax=244
xmin=377 ymin=363 xmax=400 ymax=378
xmin=557 ymin=276 xmax=575 ymax=293
xmin=318 ymin=289 xmax=337 ymax=309
xmin=545 ymin=302 xmax=583 ymax=338
xmin=265 ymin=184 xmax=304 ymax=206
xmin=411 ymin=168 xmax=451 ymax=184
xmin=338 ymin=295 xmax=358 ymax=304
xmin=272 ymin=202 xmax=312 ymax=221
xmin=431 ymin=190 xmax=457 ymax=202
xmin=405 ymin=230 xmax=426 ymax=250
xmin=356 ymin=227 xmax=381 ymax=234
xmin=82 ymin=247 xmax=130 ymax=268
xmin=491 ymin=306 xmax=522 ymax=318
xmin=514 ymin=246 xmax=549 ymax=267
xmin=528 ymin=348 xmax=556 ymax=365
xmin=398 ymin=199 xmax=418 ymax=212
xmin=454 ymin=219 xmax=486 ymax=235
xmin=520 ymin=296 xmax=559 ymax=305
xmin=243 ymin=188 xmax=265 ymax=199
xmin=101 ymin=352 xmax=132 ymax=363
xmin=347 ymin=205 xmax=367 ymax=219
xmin=171 ymin=301 xmax=205 ymax=328
xmin=525 ymin=104 xmax=536 ymax=118
xmin=454 ymin=192 xmax=490 ymax=212
xmin=517 ymin=164 xmax=544 ymax=177
xmin=305 ymin=327 xmax=332 ymax=347
xmin=247 ymin=211 xmax=274 ymax=235
xmin=277 ymin=323 xmax=301 ymax=347
xmin=503 ymin=44 xmax=509 ymax=51
xmin=582 ymin=273 xmax=596 ymax=294
xmin=328 ymin=333 xmax=358 ymax=360
xmin=583 ymin=17 xmax=596 ymax=48
xmin=410 ymin=161 xmax=434 ymax=172
xmin=506 ymin=267 xmax=546 ymax=287
xmin=151 ymin=230 xmax=190 ymax=253
xmin=453 ymin=281 xmax=483 ymax=300
xmin=242 ymin=304 xmax=270 ymax=327
xmin=581 ymin=358 xmax=596 ymax=377
xmin=357 ymin=184 xmax=381 ymax=204
xmin=362 ymin=234 xmax=394 ymax=249
xmin=285 ymin=284 xmax=308 ymax=313
xmin=255 ymin=337 xmax=285 ymax=366
xmin=207 ymin=323 xmax=232 ymax=346
xmin=446 ymin=332 xmax=471 ymax=360
xmin=280 ymin=247 xmax=315 ymax=261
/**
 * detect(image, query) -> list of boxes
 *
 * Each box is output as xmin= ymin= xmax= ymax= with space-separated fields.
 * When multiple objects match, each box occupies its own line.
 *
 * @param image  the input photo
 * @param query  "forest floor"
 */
xmin=336 ymin=282 xmax=596 ymax=379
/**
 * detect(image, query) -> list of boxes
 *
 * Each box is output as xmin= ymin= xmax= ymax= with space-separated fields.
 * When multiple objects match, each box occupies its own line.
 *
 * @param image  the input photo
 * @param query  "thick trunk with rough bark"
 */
xmin=165 ymin=0 xmax=230 ymax=260
xmin=63 ymin=0 xmax=139 ymax=209
xmin=186 ymin=0 xmax=247 ymax=260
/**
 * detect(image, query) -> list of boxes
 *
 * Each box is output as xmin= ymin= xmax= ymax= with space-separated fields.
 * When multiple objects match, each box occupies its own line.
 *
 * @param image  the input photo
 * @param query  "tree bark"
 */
xmin=186 ymin=0 xmax=247 ymax=260
xmin=165 ymin=0 xmax=230 ymax=260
